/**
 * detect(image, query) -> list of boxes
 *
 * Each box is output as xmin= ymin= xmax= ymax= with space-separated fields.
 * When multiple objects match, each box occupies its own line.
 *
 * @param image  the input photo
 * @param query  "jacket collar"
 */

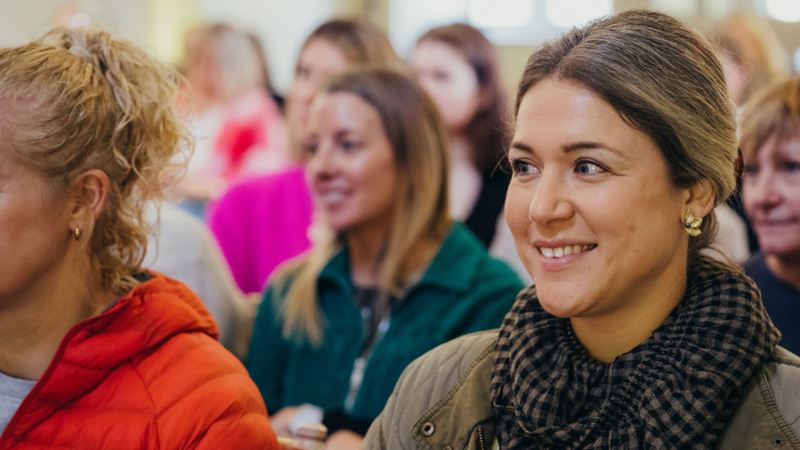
xmin=318 ymin=222 xmax=486 ymax=294
xmin=6 ymin=273 xmax=215 ymax=440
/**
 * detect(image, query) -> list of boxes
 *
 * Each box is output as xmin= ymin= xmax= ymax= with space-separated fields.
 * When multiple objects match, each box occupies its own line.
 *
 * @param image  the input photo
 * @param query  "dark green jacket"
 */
xmin=246 ymin=224 xmax=523 ymax=422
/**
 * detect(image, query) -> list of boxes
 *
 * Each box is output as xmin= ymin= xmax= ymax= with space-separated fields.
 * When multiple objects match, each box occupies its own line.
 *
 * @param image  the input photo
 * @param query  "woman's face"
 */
xmin=305 ymin=92 xmax=398 ymax=236
xmin=286 ymin=38 xmax=351 ymax=144
xmin=506 ymin=78 xmax=690 ymax=319
xmin=412 ymin=40 xmax=482 ymax=133
xmin=743 ymin=134 xmax=800 ymax=259
xmin=0 ymin=154 xmax=72 ymax=305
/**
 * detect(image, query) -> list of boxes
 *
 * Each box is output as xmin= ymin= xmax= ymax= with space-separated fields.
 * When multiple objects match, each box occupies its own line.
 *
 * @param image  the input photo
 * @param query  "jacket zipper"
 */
xmin=476 ymin=425 xmax=486 ymax=450
xmin=343 ymin=318 xmax=390 ymax=413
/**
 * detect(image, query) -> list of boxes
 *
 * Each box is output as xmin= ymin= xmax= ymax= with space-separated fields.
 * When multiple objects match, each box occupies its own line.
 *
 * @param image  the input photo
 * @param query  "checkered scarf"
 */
xmin=491 ymin=257 xmax=780 ymax=449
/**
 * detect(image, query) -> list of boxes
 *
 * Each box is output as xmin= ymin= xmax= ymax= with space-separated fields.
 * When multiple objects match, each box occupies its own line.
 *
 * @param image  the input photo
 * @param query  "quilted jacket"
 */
xmin=0 ymin=272 xmax=278 ymax=449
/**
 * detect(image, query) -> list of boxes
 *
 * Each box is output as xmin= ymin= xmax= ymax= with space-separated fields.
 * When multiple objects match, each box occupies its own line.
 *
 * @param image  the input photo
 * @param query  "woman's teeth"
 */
xmin=538 ymin=244 xmax=595 ymax=259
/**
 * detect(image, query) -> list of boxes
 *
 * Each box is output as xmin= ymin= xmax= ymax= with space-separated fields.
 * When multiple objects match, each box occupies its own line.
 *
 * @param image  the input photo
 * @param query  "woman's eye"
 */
xmin=782 ymin=161 xmax=800 ymax=173
xmin=341 ymin=140 xmax=362 ymax=152
xmin=575 ymin=160 xmax=604 ymax=175
xmin=742 ymin=163 xmax=759 ymax=176
xmin=511 ymin=159 xmax=538 ymax=177
xmin=295 ymin=66 xmax=310 ymax=79
xmin=302 ymin=141 xmax=318 ymax=155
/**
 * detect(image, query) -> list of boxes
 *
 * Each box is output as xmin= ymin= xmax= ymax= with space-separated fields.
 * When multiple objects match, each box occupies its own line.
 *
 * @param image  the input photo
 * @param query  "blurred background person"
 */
xmin=207 ymin=18 xmax=401 ymax=295
xmin=741 ymin=76 xmax=800 ymax=355
xmin=144 ymin=203 xmax=251 ymax=356
xmin=713 ymin=13 xmax=792 ymax=258
xmin=411 ymin=24 xmax=510 ymax=248
xmin=246 ymin=67 xmax=522 ymax=449
xmin=0 ymin=27 xmax=277 ymax=448
xmin=714 ymin=13 xmax=791 ymax=108
xmin=411 ymin=23 xmax=530 ymax=281
xmin=177 ymin=23 xmax=289 ymax=217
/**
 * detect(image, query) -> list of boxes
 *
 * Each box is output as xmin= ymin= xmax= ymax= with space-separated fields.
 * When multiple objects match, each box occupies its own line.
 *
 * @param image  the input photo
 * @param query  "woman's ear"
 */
xmin=684 ymin=179 xmax=716 ymax=218
xmin=69 ymin=169 xmax=110 ymax=227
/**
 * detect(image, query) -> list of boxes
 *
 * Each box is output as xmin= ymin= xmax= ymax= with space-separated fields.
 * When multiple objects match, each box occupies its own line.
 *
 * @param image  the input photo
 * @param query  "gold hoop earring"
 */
xmin=684 ymin=211 xmax=702 ymax=237
xmin=72 ymin=227 xmax=82 ymax=241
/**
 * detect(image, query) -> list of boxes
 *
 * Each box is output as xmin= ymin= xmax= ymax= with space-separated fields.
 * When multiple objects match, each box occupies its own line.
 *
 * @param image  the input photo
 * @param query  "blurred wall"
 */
xmin=1 ymin=0 xmax=798 ymax=98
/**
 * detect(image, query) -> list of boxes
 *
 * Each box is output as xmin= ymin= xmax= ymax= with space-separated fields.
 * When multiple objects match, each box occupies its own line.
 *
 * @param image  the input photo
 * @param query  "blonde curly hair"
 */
xmin=0 ymin=27 xmax=191 ymax=295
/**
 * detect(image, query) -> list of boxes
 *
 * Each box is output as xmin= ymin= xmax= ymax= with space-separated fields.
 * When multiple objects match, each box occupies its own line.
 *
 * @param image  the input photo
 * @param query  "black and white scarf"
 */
xmin=491 ymin=257 xmax=780 ymax=449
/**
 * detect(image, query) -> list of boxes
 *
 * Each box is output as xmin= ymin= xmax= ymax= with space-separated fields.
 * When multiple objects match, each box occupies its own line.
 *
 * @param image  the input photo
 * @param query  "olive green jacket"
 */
xmin=364 ymin=330 xmax=800 ymax=450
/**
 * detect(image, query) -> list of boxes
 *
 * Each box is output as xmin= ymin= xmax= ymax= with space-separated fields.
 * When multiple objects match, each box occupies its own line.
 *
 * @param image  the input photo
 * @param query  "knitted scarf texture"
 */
xmin=491 ymin=257 xmax=780 ymax=449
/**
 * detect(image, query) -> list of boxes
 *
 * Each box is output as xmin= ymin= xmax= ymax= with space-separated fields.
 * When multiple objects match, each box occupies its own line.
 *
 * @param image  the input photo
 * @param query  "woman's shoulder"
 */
xmin=439 ymin=223 xmax=523 ymax=286
xmin=130 ymin=330 xmax=277 ymax=445
xmin=719 ymin=347 xmax=800 ymax=448
xmin=365 ymin=331 xmax=498 ymax=448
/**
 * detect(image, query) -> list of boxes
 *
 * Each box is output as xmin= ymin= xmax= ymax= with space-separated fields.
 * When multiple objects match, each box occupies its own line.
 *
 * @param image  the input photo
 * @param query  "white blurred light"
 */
xmin=766 ymin=0 xmax=800 ymax=22
xmin=468 ymin=0 xmax=534 ymax=28
xmin=545 ymin=0 xmax=612 ymax=28
xmin=649 ymin=0 xmax=696 ymax=16
xmin=794 ymin=47 xmax=800 ymax=73
xmin=68 ymin=12 xmax=91 ymax=28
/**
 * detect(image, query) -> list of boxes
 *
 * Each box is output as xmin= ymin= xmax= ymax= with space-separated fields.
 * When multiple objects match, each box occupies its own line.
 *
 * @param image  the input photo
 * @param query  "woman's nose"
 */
xmin=527 ymin=172 xmax=574 ymax=225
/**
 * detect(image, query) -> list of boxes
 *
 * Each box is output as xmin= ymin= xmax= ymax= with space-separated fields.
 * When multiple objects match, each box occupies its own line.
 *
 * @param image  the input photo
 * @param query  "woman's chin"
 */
xmin=537 ymin=296 xmax=582 ymax=319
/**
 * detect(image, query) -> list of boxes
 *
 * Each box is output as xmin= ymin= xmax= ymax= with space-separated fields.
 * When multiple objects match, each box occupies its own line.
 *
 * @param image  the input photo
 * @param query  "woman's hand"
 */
xmin=269 ymin=406 xmax=302 ymax=437
xmin=325 ymin=430 xmax=363 ymax=450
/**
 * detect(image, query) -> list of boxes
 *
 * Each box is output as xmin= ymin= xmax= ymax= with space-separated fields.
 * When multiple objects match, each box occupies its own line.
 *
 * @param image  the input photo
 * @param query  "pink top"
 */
xmin=207 ymin=166 xmax=313 ymax=294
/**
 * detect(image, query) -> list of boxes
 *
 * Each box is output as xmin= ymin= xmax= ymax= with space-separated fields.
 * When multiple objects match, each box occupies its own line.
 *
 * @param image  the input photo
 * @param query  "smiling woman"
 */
xmin=741 ymin=77 xmax=800 ymax=354
xmin=245 ymin=68 xmax=522 ymax=448
xmin=365 ymin=10 xmax=800 ymax=450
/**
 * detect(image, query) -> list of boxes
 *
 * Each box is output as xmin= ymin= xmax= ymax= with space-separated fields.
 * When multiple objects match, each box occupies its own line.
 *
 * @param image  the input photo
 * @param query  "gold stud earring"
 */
xmin=684 ymin=211 xmax=702 ymax=237
xmin=72 ymin=227 xmax=82 ymax=241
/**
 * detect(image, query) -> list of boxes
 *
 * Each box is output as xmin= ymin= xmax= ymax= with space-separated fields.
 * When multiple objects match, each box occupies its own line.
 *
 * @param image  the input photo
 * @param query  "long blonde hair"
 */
xmin=0 ymin=28 xmax=190 ymax=295
xmin=276 ymin=68 xmax=451 ymax=344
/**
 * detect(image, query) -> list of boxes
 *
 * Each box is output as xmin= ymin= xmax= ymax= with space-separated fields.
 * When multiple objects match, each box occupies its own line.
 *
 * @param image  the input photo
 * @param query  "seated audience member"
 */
xmin=412 ymin=23 xmax=533 ymax=282
xmin=208 ymin=19 xmax=401 ymax=294
xmin=178 ymin=23 xmax=289 ymax=217
xmin=246 ymin=68 xmax=522 ymax=449
xmin=714 ymin=13 xmax=791 ymax=255
xmin=741 ymin=77 xmax=800 ymax=354
xmin=0 ymin=28 xmax=277 ymax=448
xmin=366 ymin=11 xmax=799 ymax=449
xmin=144 ymin=202 xmax=250 ymax=355
xmin=412 ymin=24 xmax=512 ymax=250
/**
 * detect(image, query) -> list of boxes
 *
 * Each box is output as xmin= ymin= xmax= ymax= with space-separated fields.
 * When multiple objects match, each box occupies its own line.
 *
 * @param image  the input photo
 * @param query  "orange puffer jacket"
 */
xmin=0 ymin=273 xmax=278 ymax=449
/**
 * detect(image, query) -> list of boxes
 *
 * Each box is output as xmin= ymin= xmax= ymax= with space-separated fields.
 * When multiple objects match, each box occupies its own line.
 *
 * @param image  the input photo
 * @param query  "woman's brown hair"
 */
xmin=301 ymin=18 xmax=400 ymax=70
xmin=0 ymin=27 xmax=190 ymax=295
xmin=417 ymin=23 xmax=508 ymax=174
xmin=515 ymin=10 xmax=738 ymax=259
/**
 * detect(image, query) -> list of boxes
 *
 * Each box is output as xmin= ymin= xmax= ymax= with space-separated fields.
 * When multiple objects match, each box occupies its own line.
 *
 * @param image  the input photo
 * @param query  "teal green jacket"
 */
xmin=246 ymin=224 xmax=523 ymax=423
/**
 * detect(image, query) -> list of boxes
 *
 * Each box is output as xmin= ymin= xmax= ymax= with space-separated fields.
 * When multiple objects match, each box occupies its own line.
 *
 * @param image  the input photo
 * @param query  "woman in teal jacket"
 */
xmin=246 ymin=68 xmax=522 ymax=448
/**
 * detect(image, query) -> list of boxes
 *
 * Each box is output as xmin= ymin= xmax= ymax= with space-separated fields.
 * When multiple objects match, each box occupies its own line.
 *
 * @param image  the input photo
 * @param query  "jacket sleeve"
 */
xmin=246 ymin=285 xmax=290 ymax=414
xmin=140 ymin=332 xmax=281 ymax=450
xmin=363 ymin=352 xmax=416 ymax=450
xmin=194 ymin=409 xmax=280 ymax=450
xmin=364 ymin=332 xmax=498 ymax=450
